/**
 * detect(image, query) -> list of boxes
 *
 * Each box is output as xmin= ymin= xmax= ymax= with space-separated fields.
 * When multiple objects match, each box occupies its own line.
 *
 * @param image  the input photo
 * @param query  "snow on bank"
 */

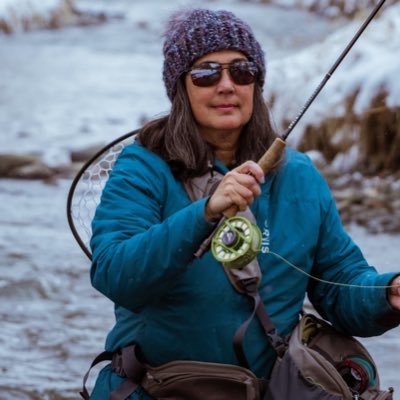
xmin=0 ymin=0 xmax=106 ymax=33
xmin=0 ymin=0 xmax=67 ymax=32
xmin=1 ymin=0 xmax=398 ymax=177
xmin=269 ymin=0 xmax=389 ymax=18
xmin=267 ymin=2 xmax=400 ymax=147
xmin=0 ymin=0 xmax=60 ymax=15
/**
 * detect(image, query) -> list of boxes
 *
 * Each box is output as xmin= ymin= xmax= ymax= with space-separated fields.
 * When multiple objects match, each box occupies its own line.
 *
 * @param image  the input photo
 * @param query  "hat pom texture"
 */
xmin=163 ymin=9 xmax=266 ymax=100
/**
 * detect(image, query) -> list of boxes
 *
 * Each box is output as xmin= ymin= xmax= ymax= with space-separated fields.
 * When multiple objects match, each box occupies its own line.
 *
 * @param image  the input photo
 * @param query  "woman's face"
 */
xmin=185 ymin=50 xmax=255 ymax=143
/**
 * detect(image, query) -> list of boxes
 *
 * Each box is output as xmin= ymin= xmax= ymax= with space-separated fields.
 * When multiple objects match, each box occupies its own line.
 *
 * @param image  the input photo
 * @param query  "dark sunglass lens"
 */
xmin=190 ymin=65 xmax=221 ymax=87
xmin=230 ymin=62 xmax=257 ymax=85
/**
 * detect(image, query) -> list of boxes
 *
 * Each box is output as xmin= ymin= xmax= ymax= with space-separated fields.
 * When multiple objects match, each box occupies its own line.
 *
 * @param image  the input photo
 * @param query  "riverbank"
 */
xmin=2 ymin=147 xmax=400 ymax=234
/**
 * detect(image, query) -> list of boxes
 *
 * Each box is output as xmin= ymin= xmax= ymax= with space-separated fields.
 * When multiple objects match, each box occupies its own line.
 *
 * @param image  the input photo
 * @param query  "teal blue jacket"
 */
xmin=89 ymin=143 xmax=399 ymax=399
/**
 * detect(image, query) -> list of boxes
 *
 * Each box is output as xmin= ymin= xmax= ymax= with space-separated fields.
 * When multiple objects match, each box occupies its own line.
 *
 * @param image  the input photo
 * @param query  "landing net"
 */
xmin=66 ymin=131 xmax=137 ymax=259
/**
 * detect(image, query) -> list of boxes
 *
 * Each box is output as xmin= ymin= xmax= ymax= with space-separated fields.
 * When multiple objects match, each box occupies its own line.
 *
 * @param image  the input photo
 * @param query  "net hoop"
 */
xmin=66 ymin=130 xmax=139 ymax=260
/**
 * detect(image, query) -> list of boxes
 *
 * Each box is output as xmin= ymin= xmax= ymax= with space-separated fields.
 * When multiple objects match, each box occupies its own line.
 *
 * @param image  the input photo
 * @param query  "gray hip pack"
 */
xmin=139 ymin=313 xmax=393 ymax=400
xmin=80 ymin=171 xmax=394 ymax=400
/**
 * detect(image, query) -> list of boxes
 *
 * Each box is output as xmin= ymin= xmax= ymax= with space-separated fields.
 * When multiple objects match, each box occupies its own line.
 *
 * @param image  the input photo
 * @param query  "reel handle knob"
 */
xmin=222 ymin=230 xmax=238 ymax=247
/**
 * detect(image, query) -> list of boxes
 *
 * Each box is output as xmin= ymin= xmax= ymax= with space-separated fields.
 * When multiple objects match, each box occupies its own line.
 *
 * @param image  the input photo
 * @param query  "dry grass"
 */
xmin=297 ymin=89 xmax=400 ymax=174
xmin=359 ymin=94 xmax=400 ymax=173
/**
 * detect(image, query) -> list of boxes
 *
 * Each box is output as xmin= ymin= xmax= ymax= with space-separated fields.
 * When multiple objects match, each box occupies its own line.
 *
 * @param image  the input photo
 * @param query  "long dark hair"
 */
xmin=139 ymin=79 xmax=279 ymax=180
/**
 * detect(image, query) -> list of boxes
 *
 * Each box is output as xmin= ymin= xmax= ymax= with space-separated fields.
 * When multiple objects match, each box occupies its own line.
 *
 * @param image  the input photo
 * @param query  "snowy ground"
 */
xmin=0 ymin=0 xmax=399 ymax=398
xmin=268 ymin=1 xmax=400 ymax=151
xmin=0 ymin=0 xmax=345 ymax=167
xmin=1 ymin=0 xmax=399 ymax=166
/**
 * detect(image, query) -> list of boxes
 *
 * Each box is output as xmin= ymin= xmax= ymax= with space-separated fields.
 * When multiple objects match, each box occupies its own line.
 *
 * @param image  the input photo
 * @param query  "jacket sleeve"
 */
xmin=90 ymin=144 xmax=215 ymax=312
xmin=307 ymin=170 xmax=400 ymax=337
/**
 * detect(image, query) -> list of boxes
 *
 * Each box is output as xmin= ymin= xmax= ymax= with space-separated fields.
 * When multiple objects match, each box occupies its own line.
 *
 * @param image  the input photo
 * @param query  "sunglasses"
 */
xmin=188 ymin=60 xmax=258 ymax=87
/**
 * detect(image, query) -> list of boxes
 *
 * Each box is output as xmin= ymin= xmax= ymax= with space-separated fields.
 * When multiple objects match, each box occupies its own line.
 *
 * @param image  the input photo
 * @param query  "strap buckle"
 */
xmin=112 ymin=344 xmax=146 ymax=381
xmin=112 ymin=350 xmax=127 ymax=378
xmin=267 ymin=329 xmax=288 ymax=357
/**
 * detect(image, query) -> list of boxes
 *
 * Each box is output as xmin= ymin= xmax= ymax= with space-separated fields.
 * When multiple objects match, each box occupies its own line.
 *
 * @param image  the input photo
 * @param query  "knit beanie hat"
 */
xmin=163 ymin=8 xmax=266 ymax=101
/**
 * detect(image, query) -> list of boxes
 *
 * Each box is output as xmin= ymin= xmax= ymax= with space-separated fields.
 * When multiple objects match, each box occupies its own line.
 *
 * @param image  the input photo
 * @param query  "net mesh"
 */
xmin=69 ymin=135 xmax=136 ymax=256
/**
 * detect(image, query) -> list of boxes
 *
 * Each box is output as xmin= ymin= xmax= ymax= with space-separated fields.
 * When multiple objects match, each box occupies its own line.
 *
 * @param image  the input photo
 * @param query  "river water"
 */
xmin=0 ymin=0 xmax=399 ymax=398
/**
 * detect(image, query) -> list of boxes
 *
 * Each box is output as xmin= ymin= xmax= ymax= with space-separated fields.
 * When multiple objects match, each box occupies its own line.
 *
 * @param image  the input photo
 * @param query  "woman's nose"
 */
xmin=216 ymin=69 xmax=235 ymax=92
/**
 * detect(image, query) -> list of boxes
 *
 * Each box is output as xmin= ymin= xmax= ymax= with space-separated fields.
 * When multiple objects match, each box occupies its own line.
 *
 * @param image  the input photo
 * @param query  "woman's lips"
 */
xmin=213 ymin=104 xmax=238 ymax=111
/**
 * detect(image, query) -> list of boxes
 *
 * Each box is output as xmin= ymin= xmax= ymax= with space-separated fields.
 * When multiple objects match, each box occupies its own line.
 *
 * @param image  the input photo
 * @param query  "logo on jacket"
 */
xmin=261 ymin=220 xmax=270 ymax=254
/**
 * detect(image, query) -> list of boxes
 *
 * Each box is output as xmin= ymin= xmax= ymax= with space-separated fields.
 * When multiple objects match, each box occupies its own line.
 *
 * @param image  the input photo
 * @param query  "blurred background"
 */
xmin=0 ymin=0 xmax=399 ymax=398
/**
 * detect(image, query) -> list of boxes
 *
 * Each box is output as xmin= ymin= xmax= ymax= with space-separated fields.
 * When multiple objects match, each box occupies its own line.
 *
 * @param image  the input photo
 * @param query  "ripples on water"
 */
xmin=0 ymin=180 xmax=114 ymax=399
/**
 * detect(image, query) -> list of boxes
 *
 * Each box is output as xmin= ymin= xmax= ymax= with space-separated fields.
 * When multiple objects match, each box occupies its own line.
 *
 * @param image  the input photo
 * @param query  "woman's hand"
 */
xmin=388 ymin=275 xmax=400 ymax=310
xmin=205 ymin=161 xmax=264 ymax=221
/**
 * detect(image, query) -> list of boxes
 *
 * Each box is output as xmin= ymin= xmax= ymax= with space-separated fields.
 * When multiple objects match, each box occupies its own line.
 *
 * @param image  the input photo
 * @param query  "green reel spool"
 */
xmin=211 ymin=216 xmax=262 ymax=269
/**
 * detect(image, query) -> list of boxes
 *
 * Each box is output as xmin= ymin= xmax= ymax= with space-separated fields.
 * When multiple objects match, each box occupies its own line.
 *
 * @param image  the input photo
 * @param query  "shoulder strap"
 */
xmin=184 ymin=172 xmax=287 ymax=365
xmin=80 ymin=351 xmax=114 ymax=399
xmin=80 ymin=345 xmax=145 ymax=400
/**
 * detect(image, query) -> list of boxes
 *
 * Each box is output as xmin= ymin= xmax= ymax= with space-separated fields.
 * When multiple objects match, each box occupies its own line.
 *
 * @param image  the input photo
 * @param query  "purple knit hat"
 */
xmin=163 ymin=8 xmax=266 ymax=101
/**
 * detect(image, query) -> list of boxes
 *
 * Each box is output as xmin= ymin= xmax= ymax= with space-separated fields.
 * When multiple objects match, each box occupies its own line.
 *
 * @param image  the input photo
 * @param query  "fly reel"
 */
xmin=336 ymin=355 xmax=376 ymax=394
xmin=211 ymin=216 xmax=262 ymax=269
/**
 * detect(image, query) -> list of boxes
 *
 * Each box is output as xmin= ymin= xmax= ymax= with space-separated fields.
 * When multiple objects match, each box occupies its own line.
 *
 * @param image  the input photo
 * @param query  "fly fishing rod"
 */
xmin=211 ymin=0 xmax=388 ymax=268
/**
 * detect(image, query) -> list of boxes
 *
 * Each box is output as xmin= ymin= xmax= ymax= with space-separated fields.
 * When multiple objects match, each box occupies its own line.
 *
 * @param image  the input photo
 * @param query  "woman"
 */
xmin=87 ymin=8 xmax=400 ymax=400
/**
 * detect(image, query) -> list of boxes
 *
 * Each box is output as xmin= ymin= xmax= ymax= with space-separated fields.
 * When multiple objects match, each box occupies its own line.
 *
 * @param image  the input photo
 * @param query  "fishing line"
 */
xmin=268 ymin=250 xmax=398 ymax=289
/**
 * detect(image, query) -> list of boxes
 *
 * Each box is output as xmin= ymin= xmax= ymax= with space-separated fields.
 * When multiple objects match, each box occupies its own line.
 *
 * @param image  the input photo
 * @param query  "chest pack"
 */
xmin=80 ymin=170 xmax=394 ymax=400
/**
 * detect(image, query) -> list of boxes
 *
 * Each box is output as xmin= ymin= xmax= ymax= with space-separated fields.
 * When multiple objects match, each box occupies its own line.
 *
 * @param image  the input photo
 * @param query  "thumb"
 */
xmin=390 ymin=276 xmax=400 ymax=296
